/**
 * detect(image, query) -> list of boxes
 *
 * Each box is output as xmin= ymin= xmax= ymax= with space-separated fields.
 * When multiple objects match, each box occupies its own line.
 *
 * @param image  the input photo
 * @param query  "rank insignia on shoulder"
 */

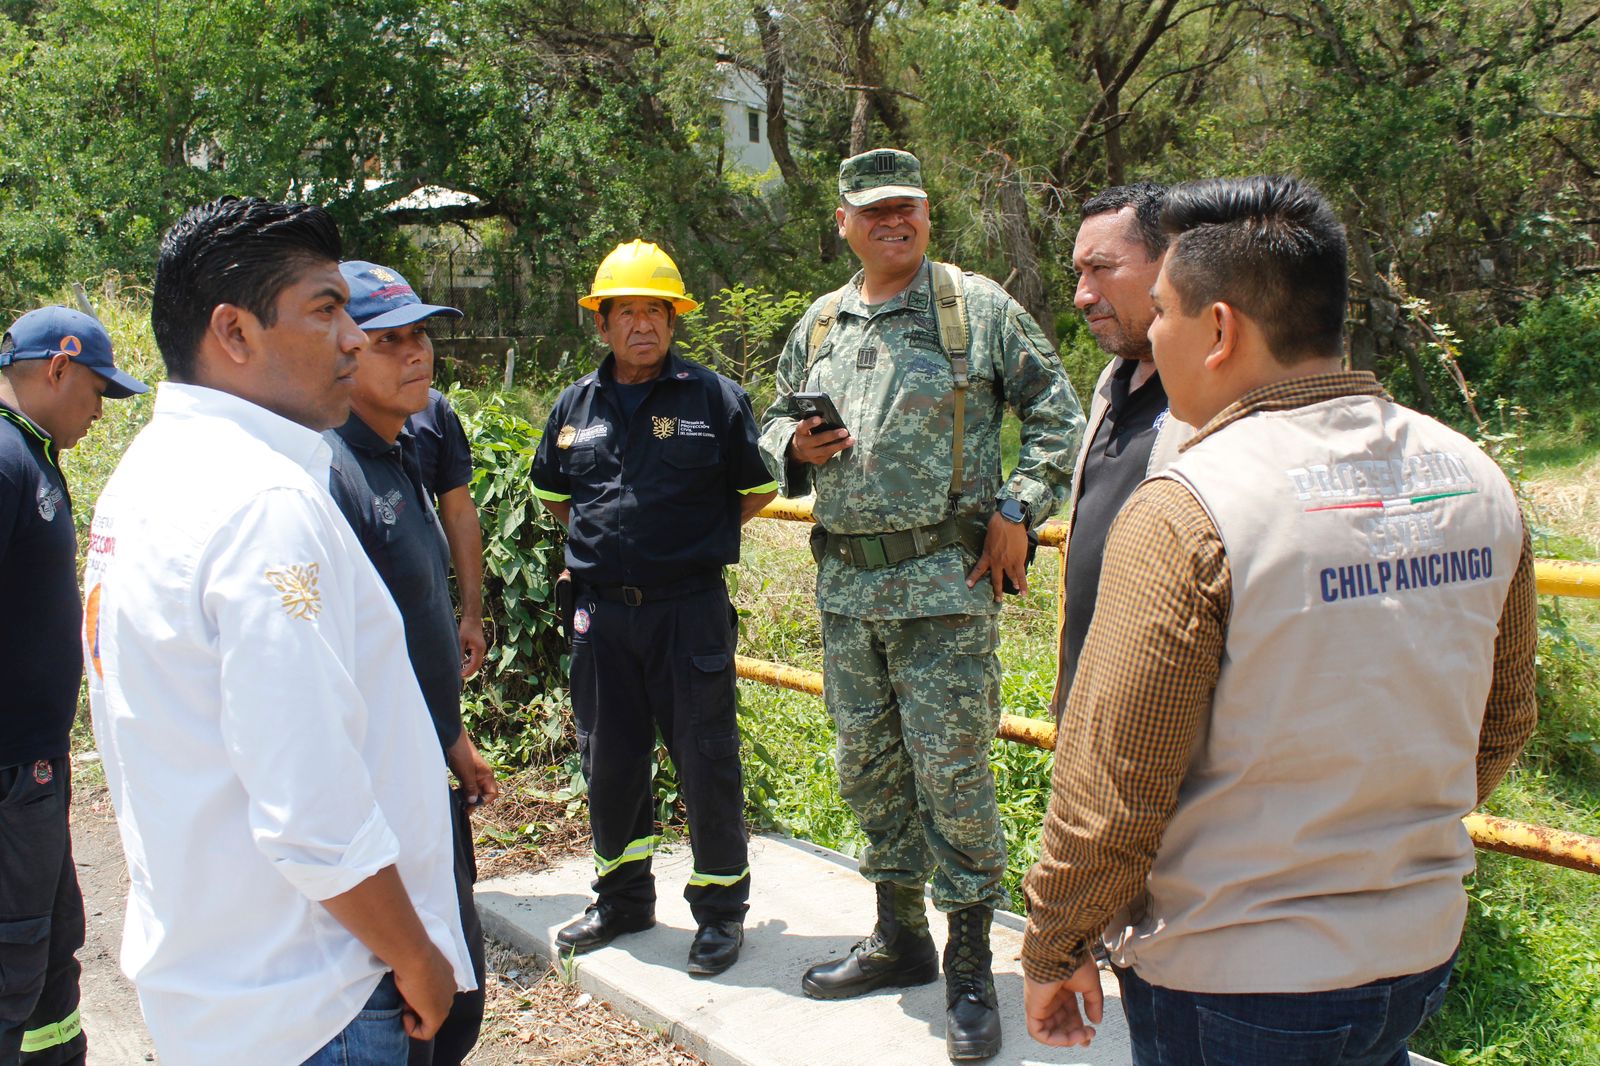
xmin=556 ymin=425 xmax=578 ymax=449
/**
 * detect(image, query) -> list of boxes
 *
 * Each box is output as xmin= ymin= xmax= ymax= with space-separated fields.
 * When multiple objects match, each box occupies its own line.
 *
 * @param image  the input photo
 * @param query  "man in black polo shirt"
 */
xmin=530 ymin=240 xmax=777 ymax=976
xmin=1 ymin=306 xmax=145 ymax=1066
xmin=324 ymin=261 xmax=498 ymax=1066
xmin=1051 ymin=184 xmax=1192 ymax=720
xmin=406 ymin=389 xmax=486 ymax=681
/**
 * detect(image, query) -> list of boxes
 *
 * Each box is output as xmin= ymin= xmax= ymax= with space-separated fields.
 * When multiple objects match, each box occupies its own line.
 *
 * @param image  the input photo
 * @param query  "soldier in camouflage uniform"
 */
xmin=758 ymin=149 xmax=1083 ymax=1062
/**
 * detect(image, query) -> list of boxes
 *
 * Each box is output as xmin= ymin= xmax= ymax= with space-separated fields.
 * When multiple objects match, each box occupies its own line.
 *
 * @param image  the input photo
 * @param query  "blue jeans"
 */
xmin=1115 ymin=953 xmax=1456 ymax=1066
xmin=301 ymin=974 xmax=407 ymax=1066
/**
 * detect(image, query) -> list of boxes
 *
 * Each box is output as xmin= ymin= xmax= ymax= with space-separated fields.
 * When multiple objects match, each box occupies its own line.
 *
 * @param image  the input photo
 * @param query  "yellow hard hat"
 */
xmin=579 ymin=240 xmax=700 ymax=314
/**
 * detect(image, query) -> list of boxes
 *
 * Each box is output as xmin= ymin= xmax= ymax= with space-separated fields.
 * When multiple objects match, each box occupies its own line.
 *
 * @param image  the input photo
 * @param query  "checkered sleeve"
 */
xmin=1476 ymin=524 xmax=1539 ymax=804
xmin=1021 ymin=477 xmax=1230 ymax=982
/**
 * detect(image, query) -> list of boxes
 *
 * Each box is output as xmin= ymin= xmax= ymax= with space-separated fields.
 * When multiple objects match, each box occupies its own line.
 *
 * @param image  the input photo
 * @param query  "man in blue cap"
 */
xmin=327 ymin=260 xmax=496 ymax=1066
xmin=1 ymin=305 xmax=146 ymax=1065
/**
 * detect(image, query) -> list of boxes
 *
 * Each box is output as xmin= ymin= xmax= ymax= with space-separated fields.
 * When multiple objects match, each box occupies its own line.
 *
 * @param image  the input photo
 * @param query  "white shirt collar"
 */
xmin=155 ymin=381 xmax=331 ymax=475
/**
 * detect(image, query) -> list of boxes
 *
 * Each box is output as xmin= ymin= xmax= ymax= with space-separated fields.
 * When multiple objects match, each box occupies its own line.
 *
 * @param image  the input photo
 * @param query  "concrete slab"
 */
xmin=478 ymin=833 xmax=1445 ymax=1066
xmin=478 ymin=833 xmax=1129 ymax=1066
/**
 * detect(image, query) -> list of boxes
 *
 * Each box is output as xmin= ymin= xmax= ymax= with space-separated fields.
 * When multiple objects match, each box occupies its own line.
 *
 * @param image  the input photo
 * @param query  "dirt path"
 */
xmin=71 ymin=760 xmax=158 ymax=1065
xmin=71 ymin=766 xmax=703 ymax=1066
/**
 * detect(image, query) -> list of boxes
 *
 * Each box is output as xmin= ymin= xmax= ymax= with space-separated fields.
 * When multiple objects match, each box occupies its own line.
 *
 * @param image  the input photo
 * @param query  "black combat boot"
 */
xmin=800 ymin=881 xmax=938 ymax=999
xmin=944 ymin=906 xmax=1001 ymax=1061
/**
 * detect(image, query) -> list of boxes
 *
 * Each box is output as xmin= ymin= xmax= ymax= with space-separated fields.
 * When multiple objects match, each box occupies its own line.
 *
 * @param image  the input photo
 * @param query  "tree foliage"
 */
xmin=2 ymin=0 xmax=1597 ymax=408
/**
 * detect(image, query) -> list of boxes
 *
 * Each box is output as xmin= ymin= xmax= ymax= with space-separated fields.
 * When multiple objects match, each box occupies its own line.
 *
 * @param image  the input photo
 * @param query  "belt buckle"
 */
xmin=860 ymin=537 xmax=888 ymax=569
xmin=622 ymin=586 xmax=644 ymax=607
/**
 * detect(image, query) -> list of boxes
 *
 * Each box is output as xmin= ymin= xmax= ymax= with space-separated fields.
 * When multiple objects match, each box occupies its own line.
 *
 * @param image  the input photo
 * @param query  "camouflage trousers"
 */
xmin=820 ymin=611 xmax=1008 ymax=912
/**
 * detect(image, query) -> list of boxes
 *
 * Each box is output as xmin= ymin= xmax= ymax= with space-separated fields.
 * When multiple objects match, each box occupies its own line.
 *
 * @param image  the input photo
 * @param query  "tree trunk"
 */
xmin=1343 ymin=218 xmax=1382 ymax=373
xmin=754 ymin=5 xmax=803 ymax=189
xmin=996 ymin=157 xmax=1058 ymax=349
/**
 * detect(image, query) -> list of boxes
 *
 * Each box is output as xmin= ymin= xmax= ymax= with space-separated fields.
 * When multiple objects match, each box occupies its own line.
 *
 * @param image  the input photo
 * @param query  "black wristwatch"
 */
xmin=996 ymin=496 xmax=1028 ymax=526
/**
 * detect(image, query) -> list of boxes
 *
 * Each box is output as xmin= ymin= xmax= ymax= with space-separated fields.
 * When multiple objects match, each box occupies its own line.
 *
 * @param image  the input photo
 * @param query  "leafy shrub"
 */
xmin=675 ymin=284 xmax=812 ymax=406
xmin=1474 ymin=279 xmax=1600 ymax=433
xmin=455 ymin=391 xmax=573 ymax=769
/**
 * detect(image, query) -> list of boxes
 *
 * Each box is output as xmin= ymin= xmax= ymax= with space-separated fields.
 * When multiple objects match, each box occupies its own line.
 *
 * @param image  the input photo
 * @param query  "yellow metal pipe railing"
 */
xmin=736 ymin=655 xmax=1600 ymax=876
xmin=742 ymin=499 xmax=1600 ymax=875
xmin=756 ymin=499 xmax=1600 ymax=599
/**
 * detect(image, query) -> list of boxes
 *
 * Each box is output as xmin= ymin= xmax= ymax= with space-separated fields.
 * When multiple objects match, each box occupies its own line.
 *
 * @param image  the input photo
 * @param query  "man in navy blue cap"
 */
xmin=343 ymin=261 xmax=488 ymax=682
xmin=328 ymin=260 xmax=496 ymax=1066
xmin=1 ymin=305 xmax=146 ymax=1065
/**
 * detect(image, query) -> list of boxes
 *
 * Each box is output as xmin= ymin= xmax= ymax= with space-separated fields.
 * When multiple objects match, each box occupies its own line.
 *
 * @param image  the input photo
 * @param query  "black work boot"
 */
xmin=801 ymin=881 xmax=938 ymax=999
xmin=687 ymin=919 xmax=744 ymax=976
xmin=944 ymin=906 xmax=1001 ymax=1061
xmin=555 ymin=902 xmax=655 ymax=954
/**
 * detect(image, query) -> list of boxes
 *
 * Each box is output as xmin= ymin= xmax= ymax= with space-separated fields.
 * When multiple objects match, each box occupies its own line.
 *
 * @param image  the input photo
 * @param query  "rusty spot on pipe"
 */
xmin=1534 ymin=560 xmax=1600 ymax=599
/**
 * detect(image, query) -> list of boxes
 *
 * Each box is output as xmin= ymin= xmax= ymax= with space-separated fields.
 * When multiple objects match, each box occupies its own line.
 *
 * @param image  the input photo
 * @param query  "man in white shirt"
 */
xmin=84 ymin=196 xmax=474 ymax=1066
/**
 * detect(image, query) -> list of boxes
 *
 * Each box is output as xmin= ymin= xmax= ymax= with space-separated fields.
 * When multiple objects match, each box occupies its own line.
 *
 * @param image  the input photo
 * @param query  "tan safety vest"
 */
xmin=1106 ymin=392 xmax=1524 ymax=993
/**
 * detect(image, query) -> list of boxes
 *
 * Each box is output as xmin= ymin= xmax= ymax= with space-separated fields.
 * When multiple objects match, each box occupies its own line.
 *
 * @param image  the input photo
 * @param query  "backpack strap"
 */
xmin=803 ymin=288 xmax=847 ymax=381
xmin=930 ymin=262 xmax=970 ymax=499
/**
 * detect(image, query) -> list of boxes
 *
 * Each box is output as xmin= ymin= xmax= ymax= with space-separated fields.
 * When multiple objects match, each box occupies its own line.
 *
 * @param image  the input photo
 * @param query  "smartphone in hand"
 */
xmin=792 ymin=392 xmax=848 ymax=435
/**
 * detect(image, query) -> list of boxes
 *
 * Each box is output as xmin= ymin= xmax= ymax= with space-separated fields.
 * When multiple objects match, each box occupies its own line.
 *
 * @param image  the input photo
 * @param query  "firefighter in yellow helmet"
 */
xmin=531 ymin=241 xmax=778 ymax=975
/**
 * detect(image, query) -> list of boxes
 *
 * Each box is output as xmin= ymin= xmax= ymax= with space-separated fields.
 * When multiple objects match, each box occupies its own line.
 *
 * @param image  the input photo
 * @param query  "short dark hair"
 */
xmin=1160 ymin=175 xmax=1347 ymax=364
xmin=1080 ymin=182 xmax=1169 ymax=260
xmin=152 ymin=197 xmax=343 ymax=382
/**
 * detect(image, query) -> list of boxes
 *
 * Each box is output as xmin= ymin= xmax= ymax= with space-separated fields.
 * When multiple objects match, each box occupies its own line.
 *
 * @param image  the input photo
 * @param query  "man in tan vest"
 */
xmin=1020 ymin=175 xmax=1538 ymax=1065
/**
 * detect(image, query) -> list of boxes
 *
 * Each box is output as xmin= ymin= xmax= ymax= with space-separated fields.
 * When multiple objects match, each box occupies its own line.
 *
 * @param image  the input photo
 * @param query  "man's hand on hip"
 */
xmin=967 ymin=511 xmax=1030 ymax=600
xmin=1024 ymin=960 xmax=1103 ymax=1047
xmin=787 ymin=416 xmax=855 ymax=466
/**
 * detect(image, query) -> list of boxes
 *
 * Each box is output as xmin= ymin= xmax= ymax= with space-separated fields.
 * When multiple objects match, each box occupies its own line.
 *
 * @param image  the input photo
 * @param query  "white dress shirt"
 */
xmin=84 ymin=383 xmax=474 ymax=1066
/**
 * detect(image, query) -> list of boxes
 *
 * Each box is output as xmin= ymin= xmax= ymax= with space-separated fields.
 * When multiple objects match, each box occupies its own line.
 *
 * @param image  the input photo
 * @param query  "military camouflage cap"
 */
xmin=839 ymin=149 xmax=927 ymax=207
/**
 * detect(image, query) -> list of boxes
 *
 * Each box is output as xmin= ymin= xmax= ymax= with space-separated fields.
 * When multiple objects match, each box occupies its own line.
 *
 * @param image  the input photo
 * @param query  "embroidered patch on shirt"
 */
xmin=36 ymin=482 xmax=63 ymax=522
xmin=857 ymin=346 xmax=877 ymax=369
xmin=556 ymin=425 xmax=577 ymax=449
xmin=265 ymin=563 xmax=323 ymax=621
xmin=676 ymin=418 xmax=716 ymax=439
xmin=373 ymin=489 xmax=403 ymax=525
xmin=652 ymin=416 xmax=677 ymax=440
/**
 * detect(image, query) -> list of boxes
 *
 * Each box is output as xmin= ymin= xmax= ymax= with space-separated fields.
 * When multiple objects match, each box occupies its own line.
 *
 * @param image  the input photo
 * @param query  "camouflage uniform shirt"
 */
xmin=759 ymin=259 xmax=1084 ymax=619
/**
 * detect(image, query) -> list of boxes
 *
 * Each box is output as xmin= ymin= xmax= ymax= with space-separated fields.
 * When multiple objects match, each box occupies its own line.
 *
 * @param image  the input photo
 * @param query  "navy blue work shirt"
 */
xmin=325 ymin=414 xmax=463 ymax=750
xmin=530 ymin=348 xmax=778 ymax=587
xmin=0 ymin=402 xmax=81 ymax=763
xmin=406 ymin=388 xmax=473 ymax=499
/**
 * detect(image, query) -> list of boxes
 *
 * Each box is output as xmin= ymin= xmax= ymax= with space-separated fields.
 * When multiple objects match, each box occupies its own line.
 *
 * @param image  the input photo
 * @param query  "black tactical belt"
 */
xmin=815 ymin=514 xmax=976 ymax=569
xmin=581 ymin=573 xmax=723 ymax=606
